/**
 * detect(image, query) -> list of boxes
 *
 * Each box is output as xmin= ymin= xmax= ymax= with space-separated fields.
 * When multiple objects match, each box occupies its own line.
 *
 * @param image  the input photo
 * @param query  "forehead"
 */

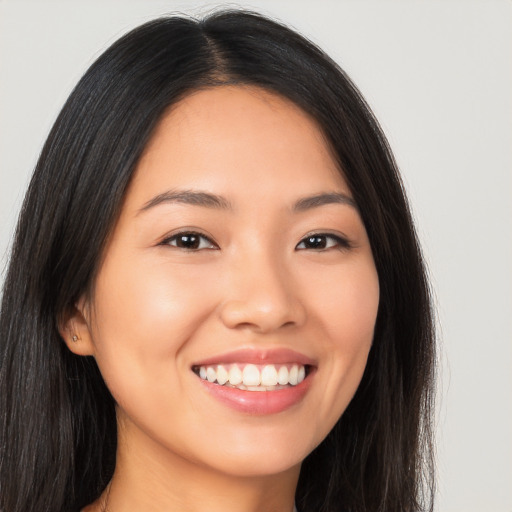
xmin=128 ymin=85 xmax=349 ymax=208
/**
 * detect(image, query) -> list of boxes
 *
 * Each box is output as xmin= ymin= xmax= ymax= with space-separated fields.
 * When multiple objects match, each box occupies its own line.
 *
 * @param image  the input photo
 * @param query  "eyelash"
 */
xmin=161 ymin=231 xmax=218 ymax=251
xmin=161 ymin=231 xmax=351 ymax=252
xmin=295 ymin=233 xmax=351 ymax=251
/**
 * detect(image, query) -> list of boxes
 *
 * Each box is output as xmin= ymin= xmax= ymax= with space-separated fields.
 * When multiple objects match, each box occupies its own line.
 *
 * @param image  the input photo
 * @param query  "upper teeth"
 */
xmin=197 ymin=363 xmax=306 ymax=388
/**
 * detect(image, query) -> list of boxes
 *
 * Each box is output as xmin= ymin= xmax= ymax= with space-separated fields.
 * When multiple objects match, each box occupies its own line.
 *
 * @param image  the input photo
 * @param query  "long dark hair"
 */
xmin=0 ymin=10 xmax=435 ymax=512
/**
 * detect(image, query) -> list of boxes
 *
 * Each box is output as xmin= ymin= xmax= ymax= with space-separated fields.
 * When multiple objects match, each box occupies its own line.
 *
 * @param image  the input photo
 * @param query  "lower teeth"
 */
xmin=223 ymin=383 xmax=290 ymax=391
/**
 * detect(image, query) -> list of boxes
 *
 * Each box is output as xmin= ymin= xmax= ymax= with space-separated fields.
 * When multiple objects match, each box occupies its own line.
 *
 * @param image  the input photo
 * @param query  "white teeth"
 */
xmin=196 ymin=363 xmax=307 ymax=390
xmin=261 ymin=365 xmax=278 ymax=386
xmin=216 ymin=365 xmax=229 ymax=385
xmin=247 ymin=385 xmax=267 ymax=392
xmin=289 ymin=365 xmax=299 ymax=385
xmin=242 ymin=364 xmax=261 ymax=386
xmin=277 ymin=366 xmax=289 ymax=385
xmin=206 ymin=367 xmax=217 ymax=383
xmin=228 ymin=365 xmax=243 ymax=385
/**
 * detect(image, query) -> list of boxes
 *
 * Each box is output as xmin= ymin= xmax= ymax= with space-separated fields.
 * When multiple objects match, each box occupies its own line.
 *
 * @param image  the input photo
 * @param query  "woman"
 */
xmin=0 ymin=10 xmax=435 ymax=512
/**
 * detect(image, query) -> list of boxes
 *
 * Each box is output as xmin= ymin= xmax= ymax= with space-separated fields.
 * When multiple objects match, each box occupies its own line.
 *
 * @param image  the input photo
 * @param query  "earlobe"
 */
xmin=58 ymin=298 xmax=96 ymax=357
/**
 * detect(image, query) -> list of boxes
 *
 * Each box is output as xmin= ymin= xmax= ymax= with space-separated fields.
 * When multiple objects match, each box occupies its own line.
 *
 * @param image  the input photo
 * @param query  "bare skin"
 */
xmin=67 ymin=85 xmax=379 ymax=512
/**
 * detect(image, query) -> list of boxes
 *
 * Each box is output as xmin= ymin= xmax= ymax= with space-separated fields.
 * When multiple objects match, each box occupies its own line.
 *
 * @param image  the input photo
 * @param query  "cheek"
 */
xmin=333 ymin=262 xmax=379 ymax=376
xmin=93 ymin=254 xmax=215 ymax=339
xmin=304 ymin=256 xmax=379 ymax=422
xmin=309 ymin=257 xmax=380 ymax=347
xmin=87 ymin=253 xmax=219 ymax=393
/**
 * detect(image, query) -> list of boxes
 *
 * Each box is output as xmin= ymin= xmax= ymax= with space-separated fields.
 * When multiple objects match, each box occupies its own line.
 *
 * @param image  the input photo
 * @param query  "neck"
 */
xmin=92 ymin=415 xmax=300 ymax=512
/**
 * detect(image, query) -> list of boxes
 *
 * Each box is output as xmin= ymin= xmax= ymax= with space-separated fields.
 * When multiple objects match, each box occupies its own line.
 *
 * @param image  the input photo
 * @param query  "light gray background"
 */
xmin=0 ymin=1 xmax=511 ymax=510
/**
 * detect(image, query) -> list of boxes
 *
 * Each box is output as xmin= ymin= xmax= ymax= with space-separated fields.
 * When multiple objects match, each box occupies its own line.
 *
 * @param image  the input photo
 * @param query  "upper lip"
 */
xmin=192 ymin=348 xmax=317 ymax=367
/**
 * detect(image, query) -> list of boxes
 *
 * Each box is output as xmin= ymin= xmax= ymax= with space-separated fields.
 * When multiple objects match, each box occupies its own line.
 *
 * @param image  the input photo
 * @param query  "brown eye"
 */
xmin=302 ymin=235 xmax=328 ymax=249
xmin=163 ymin=232 xmax=217 ymax=250
xmin=296 ymin=233 xmax=350 ymax=251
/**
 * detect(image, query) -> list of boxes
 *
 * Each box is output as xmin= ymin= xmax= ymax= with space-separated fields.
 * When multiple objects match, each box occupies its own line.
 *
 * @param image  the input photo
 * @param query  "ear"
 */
xmin=58 ymin=296 xmax=96 ymax=357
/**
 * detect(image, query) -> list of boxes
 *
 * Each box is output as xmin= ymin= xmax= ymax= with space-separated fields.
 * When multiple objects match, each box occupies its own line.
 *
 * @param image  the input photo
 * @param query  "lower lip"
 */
xmin=197 ymin=375 xmax=313 ymax=414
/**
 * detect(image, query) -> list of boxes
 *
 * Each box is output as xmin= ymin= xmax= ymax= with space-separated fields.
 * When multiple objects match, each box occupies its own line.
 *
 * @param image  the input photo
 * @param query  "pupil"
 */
xmin=178 ymin=234 xmax=199 ymax=249
xmin=307 ymin=236 xmax=326 ymax=248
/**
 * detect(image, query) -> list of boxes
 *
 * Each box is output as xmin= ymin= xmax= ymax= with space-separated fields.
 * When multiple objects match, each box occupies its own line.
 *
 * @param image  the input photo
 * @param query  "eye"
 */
xmin=295 ymin=233 xmax=350 ymax=251
xmin=161 ymin=231 xmax=218 ymax=251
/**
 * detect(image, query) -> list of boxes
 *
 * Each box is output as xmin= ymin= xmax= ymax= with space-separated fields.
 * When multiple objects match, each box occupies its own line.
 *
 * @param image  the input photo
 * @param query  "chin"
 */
xmin=194 ymin=429 xmax=317 ymax=478
xmin=208 ymin=452 xmax=303 ymax=479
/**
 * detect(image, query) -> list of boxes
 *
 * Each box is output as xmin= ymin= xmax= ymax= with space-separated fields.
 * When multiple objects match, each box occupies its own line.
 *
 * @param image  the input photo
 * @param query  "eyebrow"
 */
xmin=138 ymin=189 xmax=357 ymax=214
xmin=293 ymin=192 xmax=357 ymax=212
xmin=139 ymin=189 xmax=232 ymax=213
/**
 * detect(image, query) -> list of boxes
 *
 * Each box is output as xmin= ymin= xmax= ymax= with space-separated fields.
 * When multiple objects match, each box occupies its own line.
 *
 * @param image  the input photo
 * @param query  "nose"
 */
xmin=218 ymin=252 xmax=306 ymax=334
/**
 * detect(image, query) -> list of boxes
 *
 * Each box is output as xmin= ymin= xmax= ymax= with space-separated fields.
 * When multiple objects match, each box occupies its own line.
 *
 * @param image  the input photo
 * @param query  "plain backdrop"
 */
xmin=0 ymin=1 xmax=511 ymax=510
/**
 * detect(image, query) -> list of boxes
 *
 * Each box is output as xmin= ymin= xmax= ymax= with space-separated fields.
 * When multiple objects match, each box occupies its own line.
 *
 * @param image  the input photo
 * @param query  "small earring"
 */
xmin=72 ymin=335 xmax=79 ymax=342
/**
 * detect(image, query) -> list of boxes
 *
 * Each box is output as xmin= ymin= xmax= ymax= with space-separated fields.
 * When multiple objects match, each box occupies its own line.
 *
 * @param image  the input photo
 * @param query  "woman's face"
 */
xmin=74 ymin=86 xmax=379 ymax=478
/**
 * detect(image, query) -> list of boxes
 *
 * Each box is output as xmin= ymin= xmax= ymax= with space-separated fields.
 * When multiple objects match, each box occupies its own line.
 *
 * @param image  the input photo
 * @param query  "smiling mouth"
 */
xmin=192 ymin=363 xmax=311 ymax=391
